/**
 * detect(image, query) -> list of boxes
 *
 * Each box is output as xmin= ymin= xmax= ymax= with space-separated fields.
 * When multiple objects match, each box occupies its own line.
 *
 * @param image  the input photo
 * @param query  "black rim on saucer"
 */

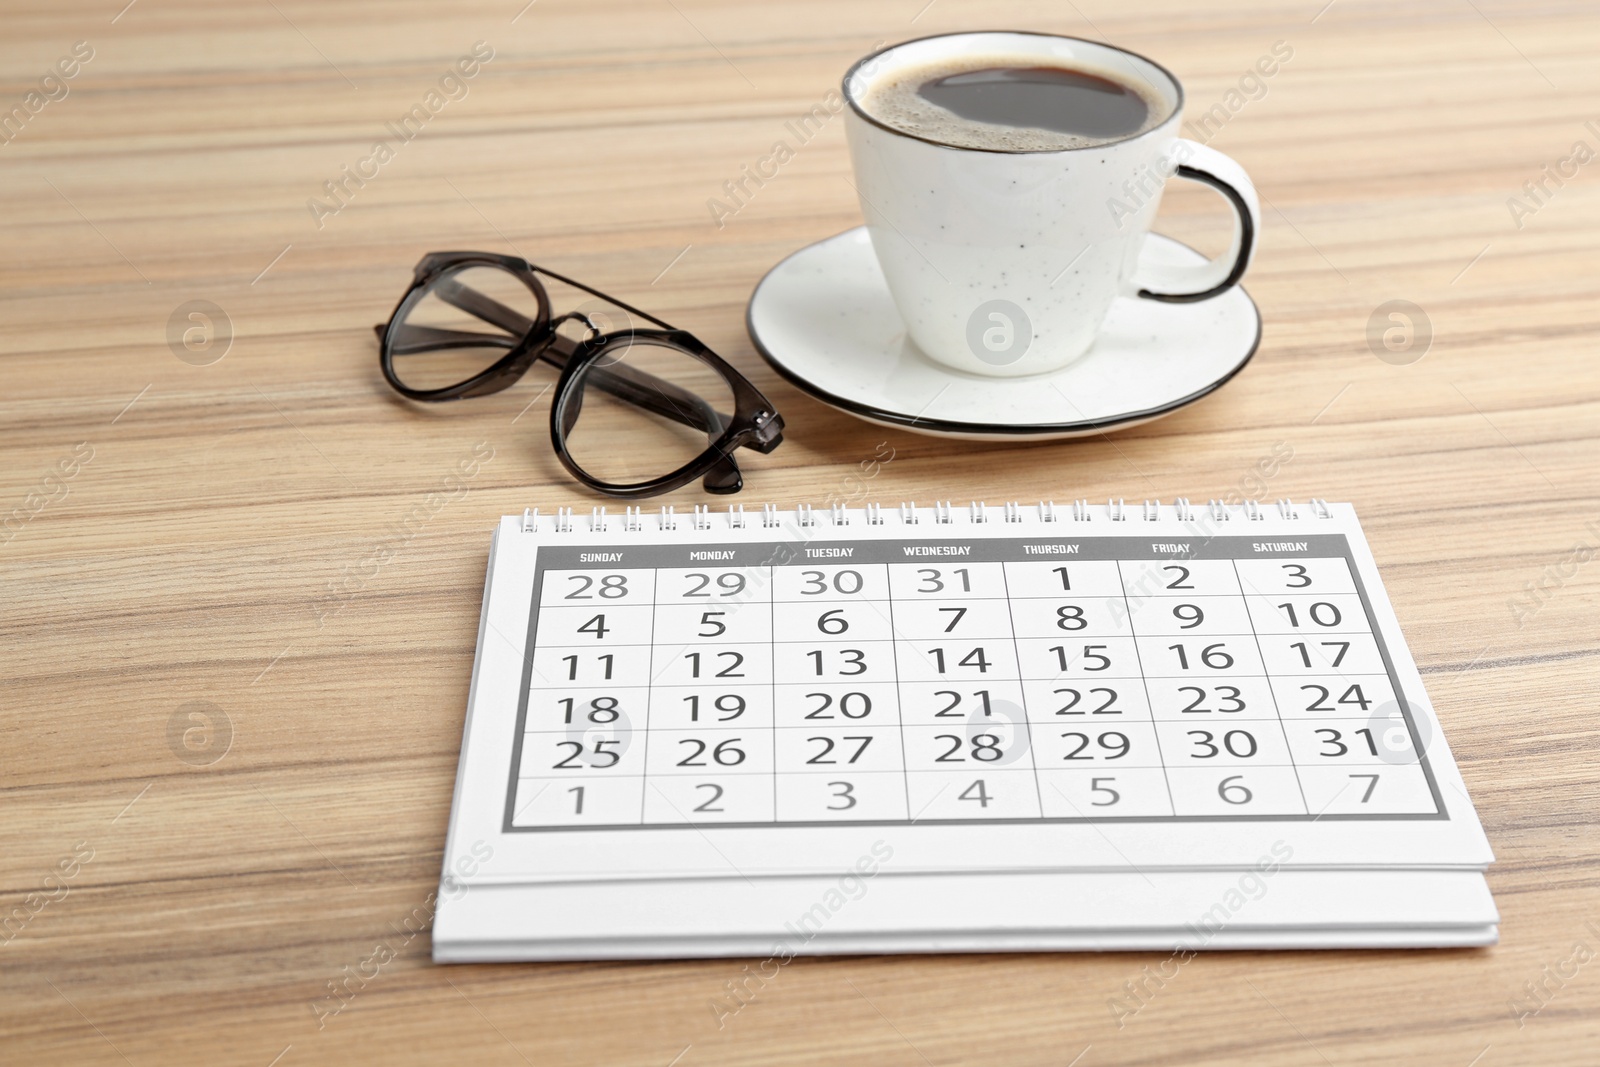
xmin=744 ymin=230 xmax=1263 ymax=438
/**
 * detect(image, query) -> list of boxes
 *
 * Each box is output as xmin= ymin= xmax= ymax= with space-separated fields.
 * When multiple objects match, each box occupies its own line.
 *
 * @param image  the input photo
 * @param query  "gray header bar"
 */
xmin=535 ymin=534 xmax=1352 ymax=569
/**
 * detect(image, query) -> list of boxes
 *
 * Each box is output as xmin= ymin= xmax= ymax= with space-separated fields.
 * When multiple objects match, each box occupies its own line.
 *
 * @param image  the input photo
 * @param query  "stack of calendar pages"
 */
xmin=433 ymin=502 xmax=1496 ymax=961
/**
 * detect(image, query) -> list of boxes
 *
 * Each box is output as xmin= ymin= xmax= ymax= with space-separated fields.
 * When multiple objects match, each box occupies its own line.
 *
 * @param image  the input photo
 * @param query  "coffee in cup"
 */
xmin=859 ymin=57 xmax=1166 ymax=151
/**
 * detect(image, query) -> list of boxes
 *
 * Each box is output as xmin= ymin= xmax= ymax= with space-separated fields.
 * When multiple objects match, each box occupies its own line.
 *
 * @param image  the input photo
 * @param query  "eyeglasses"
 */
xmin=375 ymin=251 xmax=785 ymax=498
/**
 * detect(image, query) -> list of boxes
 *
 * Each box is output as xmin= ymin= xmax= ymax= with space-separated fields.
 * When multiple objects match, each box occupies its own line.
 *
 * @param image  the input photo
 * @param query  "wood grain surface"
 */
xmin=3 ymin=0 xmax=1598 ymax=1063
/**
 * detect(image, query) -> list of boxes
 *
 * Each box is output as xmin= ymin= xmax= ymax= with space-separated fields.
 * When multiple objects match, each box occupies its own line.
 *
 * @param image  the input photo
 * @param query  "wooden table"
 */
xmin=4 ymin=0 xmax=1597 ymax=1062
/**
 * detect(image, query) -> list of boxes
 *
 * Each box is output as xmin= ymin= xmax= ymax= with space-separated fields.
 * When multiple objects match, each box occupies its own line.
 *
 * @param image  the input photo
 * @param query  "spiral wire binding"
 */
xmin=517 ymin=499 xmax=1342 ymax=532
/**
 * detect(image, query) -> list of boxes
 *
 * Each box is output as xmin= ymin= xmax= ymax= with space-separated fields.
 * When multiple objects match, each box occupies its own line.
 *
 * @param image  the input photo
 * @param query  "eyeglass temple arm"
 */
xmin=381 ymin=325 xmax=517 ymax=355
xmin=435 ymin=276 xmax=538 ymax=335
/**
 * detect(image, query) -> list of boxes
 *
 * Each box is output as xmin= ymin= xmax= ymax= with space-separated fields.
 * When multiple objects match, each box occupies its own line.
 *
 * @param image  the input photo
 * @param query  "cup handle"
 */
xmin=1134 ymin=139 xmax=1260 ymax=303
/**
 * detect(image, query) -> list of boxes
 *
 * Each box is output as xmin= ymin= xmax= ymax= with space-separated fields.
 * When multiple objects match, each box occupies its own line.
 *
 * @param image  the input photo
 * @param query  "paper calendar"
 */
xmin=433 ymin=501 xmax=1496 ymax=960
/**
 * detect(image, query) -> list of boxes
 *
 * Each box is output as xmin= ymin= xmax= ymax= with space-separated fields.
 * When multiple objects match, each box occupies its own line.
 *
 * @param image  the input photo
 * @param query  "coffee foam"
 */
xmin=856 ymin=52 xmax=1168 ymax=152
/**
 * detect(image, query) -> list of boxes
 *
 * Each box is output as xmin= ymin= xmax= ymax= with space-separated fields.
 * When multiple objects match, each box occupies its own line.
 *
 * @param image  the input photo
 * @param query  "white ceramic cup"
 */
xmin=843 ymin=32 xmax=1260 ymax=378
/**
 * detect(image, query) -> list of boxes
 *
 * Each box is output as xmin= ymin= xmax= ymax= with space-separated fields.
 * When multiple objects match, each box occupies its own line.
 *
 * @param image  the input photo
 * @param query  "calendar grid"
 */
xmin=1114 ymin=559 xmax=1179 ymax=819
xmin=636 ymin=570 xmax=658 ymax=825
xmin=883 ymin=576 xmax=916 ymax=821
xmin=769 ymin=575 xmax=778 ymax=821
xmin=998 ymin=560 xmax=1048 ymax=819
xmin=1231 ymin=557 xmax=1311 ymax=816
xmin=502 ymin=532 xmax=1449 ymax=832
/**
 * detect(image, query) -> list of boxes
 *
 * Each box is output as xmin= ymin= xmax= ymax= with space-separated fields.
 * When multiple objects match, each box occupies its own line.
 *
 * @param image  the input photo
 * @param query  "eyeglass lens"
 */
xmin=560 ymin=337 xmax=738 ymax=488
xmin=388 ymin=264 xmax=542 ymax=392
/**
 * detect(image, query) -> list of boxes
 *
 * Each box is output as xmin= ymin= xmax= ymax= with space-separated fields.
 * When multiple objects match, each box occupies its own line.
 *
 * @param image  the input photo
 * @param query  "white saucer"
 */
xmin=746 ymin=227 xmax=1261 ymax=440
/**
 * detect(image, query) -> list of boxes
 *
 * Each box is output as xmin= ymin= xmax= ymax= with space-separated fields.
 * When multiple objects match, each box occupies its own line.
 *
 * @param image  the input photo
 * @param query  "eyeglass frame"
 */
xmin=374 ymin=250 xmax=784 ymax=498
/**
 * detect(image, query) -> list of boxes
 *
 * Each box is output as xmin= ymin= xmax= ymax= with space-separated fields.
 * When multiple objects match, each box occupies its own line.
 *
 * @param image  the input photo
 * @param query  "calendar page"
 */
xmin=442 ymin=503 xmax=1493 ymax=885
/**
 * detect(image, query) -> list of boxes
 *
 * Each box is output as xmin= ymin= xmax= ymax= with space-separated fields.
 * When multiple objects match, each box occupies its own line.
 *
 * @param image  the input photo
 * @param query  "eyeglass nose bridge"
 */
xmin=548 ymin=311 xmax=604 ymax=346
